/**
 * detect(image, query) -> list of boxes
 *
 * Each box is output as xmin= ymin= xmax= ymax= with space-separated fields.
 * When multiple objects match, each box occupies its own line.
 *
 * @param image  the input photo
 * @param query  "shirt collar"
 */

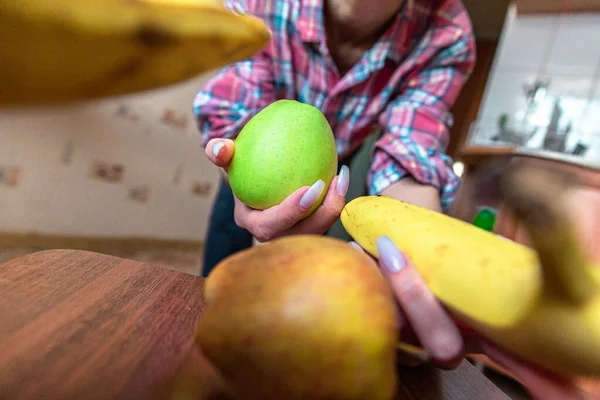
xmin=297 ymin=0 xmax=414 ymax=64
xmin=383 ymin=0 xmax=414 ymax=63
xmin=297 ymin=0 xmax=326 ymax=44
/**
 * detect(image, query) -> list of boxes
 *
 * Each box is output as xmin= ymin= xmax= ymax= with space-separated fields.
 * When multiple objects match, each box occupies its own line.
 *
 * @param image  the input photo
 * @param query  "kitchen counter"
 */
xmin=459 ymin=145 xmax=600 ymax=171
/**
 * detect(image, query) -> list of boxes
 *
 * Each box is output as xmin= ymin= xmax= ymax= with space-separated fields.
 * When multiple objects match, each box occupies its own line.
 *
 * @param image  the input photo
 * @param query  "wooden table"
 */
xmin=0 ymin=250 xmax=510 ymax=400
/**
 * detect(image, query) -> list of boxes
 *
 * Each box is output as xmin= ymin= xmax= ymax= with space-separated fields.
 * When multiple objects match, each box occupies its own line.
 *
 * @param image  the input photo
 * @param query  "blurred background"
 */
xmin=0 ymin=74 xmax=219 ymax=275
xmin=1 ymin=0 xmax=599 ymax=282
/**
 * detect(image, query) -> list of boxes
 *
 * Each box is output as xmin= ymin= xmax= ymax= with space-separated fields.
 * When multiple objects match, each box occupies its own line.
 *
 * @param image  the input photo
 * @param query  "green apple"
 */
xmin=228 ymin=99 xmax=338 ymax=215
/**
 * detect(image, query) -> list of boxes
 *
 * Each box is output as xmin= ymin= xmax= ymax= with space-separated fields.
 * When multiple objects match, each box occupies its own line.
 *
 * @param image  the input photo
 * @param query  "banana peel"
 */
xmin=341 ymin=162 xmax=600 ymax=377
xmin=0 ymin=0 xmax=271 ymax=107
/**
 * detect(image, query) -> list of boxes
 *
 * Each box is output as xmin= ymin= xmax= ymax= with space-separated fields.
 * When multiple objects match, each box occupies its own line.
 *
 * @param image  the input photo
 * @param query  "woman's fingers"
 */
xmin=376 ymin=235 xmax=464 ymax=369
xmin=479 ymin=340 xmax=583 ymax=400
xmin=234 ymin=167 xmax=349 ymax=242
xmin=287 ymin=166 xmax=349 ymax=236
xmin=205 ymin=139 xmax=235 ymax=169
xmin=233 ymin=179 xmax=328 ymax=242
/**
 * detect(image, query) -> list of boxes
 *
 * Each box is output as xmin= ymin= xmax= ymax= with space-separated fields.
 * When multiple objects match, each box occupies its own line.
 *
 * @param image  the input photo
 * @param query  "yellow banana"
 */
xmin=341 ymin=164 xmax=600 ymax=377
xmin=342 ymin=196 xmax=542 ymax=328
xmin=0 ymin=0 xmax=270 ymax=107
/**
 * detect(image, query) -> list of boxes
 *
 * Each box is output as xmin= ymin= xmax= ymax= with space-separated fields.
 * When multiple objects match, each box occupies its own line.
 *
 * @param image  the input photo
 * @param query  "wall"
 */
xmin=0 ymin=73 xmax=220 ymax=242
xmin=472 ymin=5 xmax=600 ymax=162
xmin=461 ymin=0 xmax=508 ymax=40
xmin=447 ymin=39 xmax=499 ymax=158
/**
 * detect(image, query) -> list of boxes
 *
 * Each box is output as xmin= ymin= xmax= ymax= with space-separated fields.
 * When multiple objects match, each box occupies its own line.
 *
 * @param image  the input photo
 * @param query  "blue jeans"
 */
xmin=202 ymin=180 xmax=255 ymax=276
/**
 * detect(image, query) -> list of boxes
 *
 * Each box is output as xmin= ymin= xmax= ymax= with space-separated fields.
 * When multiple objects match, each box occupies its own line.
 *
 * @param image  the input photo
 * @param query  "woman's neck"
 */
xmin=323 ymin=0 xmax=403 ymax=75
xmin=324 ymin=0 xmax=403 ymax=46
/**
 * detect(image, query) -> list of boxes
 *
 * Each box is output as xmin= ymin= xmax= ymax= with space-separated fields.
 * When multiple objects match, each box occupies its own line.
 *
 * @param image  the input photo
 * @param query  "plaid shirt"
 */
xmin=193 ymin=0 xmax=476 ymax=211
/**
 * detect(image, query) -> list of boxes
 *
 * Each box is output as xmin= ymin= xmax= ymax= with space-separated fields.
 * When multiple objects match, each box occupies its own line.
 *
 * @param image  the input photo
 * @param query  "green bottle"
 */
xmin=473 ymin=207 xmax=497 ymax=232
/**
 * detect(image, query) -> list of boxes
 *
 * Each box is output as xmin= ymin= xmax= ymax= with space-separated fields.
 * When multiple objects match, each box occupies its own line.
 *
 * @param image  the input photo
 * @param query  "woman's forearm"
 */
xmin=380 ymin=177 xmax=442 ymax=213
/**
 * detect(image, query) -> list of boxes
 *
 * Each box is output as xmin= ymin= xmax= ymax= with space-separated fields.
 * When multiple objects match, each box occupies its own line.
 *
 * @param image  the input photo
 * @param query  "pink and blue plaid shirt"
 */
xmin=193 ymin=0 xmax=476 ymax=211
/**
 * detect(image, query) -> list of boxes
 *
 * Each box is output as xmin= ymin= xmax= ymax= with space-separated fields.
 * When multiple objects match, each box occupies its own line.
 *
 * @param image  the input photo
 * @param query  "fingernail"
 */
xmin=212 ymin=142 xmax=225 ymax=159
xmin=348 ymin=241 xmax=362 ymax=251
xmin=299 ymin=179 xmax=325 ymax=209
xmin=336 ymin=165 xmax=350 ymax=196
xmin=377 ymin=236 xmax=406 ymax=273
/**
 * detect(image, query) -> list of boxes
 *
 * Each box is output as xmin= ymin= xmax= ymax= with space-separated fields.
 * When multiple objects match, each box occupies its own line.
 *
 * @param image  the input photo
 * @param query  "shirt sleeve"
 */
xmin=369 ymin=25 xmax=476 ymax=212
xmin=193 ymin=51 xmax=276 ymax=147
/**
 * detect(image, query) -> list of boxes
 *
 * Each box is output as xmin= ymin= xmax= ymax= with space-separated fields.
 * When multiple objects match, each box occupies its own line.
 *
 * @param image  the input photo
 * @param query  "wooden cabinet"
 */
xmin=516 ymin=0 xmax=600 ymax=14
xmin=448 ymin=146 xmax=516 ymax=224
xmin=494 ymin=156 xmax=600 ymax=264
xmin=451 ymin=147 xmax=600 ymax=262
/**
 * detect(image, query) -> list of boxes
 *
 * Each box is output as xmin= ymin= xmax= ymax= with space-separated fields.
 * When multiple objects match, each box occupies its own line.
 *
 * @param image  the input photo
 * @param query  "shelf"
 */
xmin=457 ymin=146 xmax=516 ymax=166
xmin=459 ymin=145 xmax=600 ymax=171
xmin=516 ymin=0 xmax=600 ymax=14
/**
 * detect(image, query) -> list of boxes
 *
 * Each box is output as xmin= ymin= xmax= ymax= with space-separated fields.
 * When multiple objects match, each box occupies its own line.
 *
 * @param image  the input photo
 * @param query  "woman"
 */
xmin=196 ymin=0 xmax=584 ymax=398
xmin=195 ymin=0 xmax=475 ymax=271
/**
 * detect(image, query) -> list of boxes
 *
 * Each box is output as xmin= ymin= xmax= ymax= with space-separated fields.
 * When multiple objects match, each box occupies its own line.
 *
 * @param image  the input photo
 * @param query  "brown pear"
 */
xmin=196 ymin=235 xmax=399 ymax=400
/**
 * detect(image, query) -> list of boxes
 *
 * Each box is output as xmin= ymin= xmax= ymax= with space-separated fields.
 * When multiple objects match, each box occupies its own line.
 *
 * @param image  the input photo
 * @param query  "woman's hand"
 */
xmin=205 ymin=139 xmax=349 ymax=242
xmin=349 ymin=237 xmax=583 ymax=400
